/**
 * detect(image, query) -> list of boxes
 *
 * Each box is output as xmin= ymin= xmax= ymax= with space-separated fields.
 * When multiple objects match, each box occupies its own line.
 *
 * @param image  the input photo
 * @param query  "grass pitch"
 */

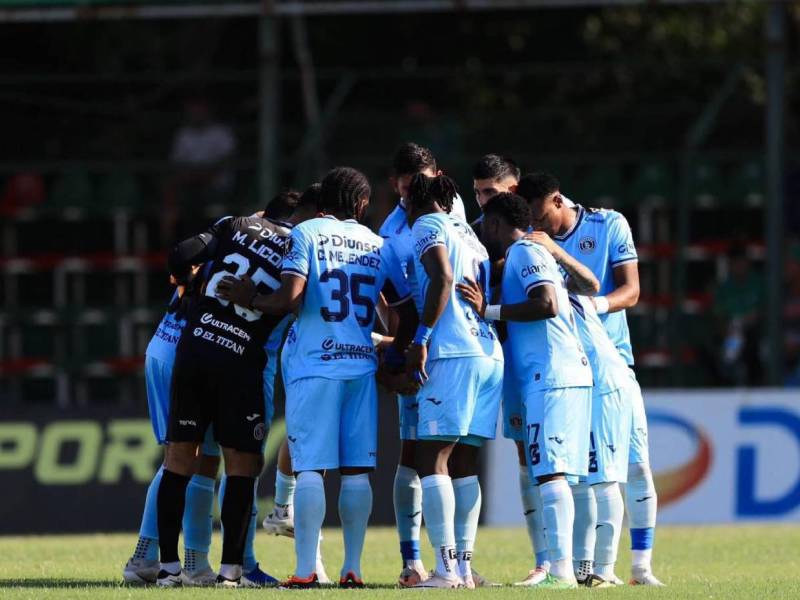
xmin=1 ymin=525 xmax=799 ymax=599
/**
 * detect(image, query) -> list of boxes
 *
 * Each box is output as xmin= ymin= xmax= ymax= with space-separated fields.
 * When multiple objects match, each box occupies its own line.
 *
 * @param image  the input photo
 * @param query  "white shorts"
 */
xmin=627 ymin=372 xmax=650 ymax=465
xmin=416 ymin=356 xmax=503 ymax=442
xmin=525 ymin=386 xmax=592 ymax=479
xmin=588 ymin=384 xmax=633 ymax=484
xmin=285 ymin=375 xmax=377 ymax=472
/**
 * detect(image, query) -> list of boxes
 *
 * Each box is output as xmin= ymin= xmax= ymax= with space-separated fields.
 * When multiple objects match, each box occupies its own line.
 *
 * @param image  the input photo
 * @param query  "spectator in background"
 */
xmin=712 ymin=244 xmax=765 ymax=386
xmin=163 ymin=97 xmax=237 ymax=241
xmin=784 ymin=240 xmax=800 ymax=386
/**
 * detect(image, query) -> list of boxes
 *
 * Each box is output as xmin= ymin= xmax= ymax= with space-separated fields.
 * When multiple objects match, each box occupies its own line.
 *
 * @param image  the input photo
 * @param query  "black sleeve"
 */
xmin=167 ymin=216 xmax=231 ymax=283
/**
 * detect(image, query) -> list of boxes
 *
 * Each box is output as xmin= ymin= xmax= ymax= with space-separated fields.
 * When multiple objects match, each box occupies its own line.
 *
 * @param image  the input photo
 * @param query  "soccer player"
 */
xmin=471 ymin=154 xmax=521 ymax=234
xmin=520 ymin=172 xmax=664 ymax=586
xmin=122 ymin=279 xmax=221 ymax=586
xmin=400 ymin=173 xmax=503 ymax=589
xmin=458 ymin=193 xmax=593 ymax=590
xmin=156 ymin=208 xmax=291 ymax=587
xmin=378 ymin=142 xmax=467 ymax=587
xmin=217 ymin=167 xmax=416 ymax=589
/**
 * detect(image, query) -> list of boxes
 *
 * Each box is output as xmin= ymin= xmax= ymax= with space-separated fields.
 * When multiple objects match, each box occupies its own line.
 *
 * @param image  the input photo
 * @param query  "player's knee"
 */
xmin=196 ymin=453 xmax=221 ymax=478
xmin=536 ymin=472 xmax=565 ymax=485
xmin=165 ymin=442 xmax=199 ymax=476
xmin=628 ymin=462 xmax=652 ymax=482
xmin=399 ymin=440 xmax=417 ymax=469
xmin=222 ymin=449 xmax=263 ymax=477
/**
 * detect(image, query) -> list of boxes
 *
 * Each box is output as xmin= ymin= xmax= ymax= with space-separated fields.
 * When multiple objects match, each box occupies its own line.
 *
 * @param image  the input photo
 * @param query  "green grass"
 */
xmin=2 ymin=525 xmax=800 ymax=599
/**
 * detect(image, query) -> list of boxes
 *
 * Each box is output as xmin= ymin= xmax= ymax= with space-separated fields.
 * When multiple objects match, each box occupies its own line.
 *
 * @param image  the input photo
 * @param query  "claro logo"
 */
xmin=0 ymin=420 xmax=161 ymax=485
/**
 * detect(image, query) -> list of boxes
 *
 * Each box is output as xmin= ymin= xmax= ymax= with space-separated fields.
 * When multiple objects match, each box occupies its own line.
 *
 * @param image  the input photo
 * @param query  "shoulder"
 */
xmin=379 ymin=203 xmax=406 ymax=237
xmin=583 ymin=206 xmax=627 ymax=227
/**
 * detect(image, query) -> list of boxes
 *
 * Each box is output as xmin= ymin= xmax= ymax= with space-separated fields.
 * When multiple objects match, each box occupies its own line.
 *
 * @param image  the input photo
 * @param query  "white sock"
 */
xmin=626 ymin=463 xmax=657 ymax=573
xmin=421 ymin=474 xmax=457 ymax=578
xmin=160 ymin=560 xmax=181 ymax=575
xmin=274 ymin=470 xmax=296 ymax=508
xmin=294 ymin=471 xmax=325 ymax=578
xmin=594 ymin=482 xmax=624 ymax=579
xmin=519 ymin=466 xmax=549 ymax=569
xmin=571 ymin=482 xmax=596 ymax=579
xmin=539 ymin=479 xmax=575 ymax=581
xmin=218 ymin=563 xmax=242 ymax=581
xmin=393 ymin=465 xmax=422 ymax=567
xmin=338 ymin=474 xmax=372 ymax=578
xmin=453 ymin=475 xmax=481 ymax=579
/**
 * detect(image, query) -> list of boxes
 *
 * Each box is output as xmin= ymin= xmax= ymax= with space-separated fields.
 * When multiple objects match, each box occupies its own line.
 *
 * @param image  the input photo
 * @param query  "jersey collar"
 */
xmin=553 ymin=204 xmax=584 ymax=242
xmin=322 ymin=214 xmax=358 ymax=224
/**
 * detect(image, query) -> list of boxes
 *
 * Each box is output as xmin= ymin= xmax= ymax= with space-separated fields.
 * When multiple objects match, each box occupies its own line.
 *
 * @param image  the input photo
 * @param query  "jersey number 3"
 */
xmin=320 ymin=269 xmax=375 ymax=326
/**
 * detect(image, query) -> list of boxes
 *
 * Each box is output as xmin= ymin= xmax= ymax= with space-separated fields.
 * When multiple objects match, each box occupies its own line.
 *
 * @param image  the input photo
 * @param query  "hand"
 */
xmin=456 ymin=278 xmax=486 ymax=318
xmin=215 ymin=274 xmax=256 ymax=307
xmin=377 ymin=367 xmax=421 ymax=395
xmin=405 ymin=343 xmax=429 ymax=385
xmin=524 ymin=230 xmax=563 ymax=261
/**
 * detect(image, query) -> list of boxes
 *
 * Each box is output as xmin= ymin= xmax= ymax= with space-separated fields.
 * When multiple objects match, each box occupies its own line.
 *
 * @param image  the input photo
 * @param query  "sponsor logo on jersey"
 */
xmin=618 ymin=241 xmax=636 ymax=255
xmin=579 ymin=236 xmax=596 ymax=254
xmin=316 ymin=233 xmax=381 ymax=254
xmin=319 ymin=338 xmax=374 ymax=362
xmin=200 ymin=313 xmax=252 ymax=341
xmin=520 ymin=263 xmax=547 ymax=278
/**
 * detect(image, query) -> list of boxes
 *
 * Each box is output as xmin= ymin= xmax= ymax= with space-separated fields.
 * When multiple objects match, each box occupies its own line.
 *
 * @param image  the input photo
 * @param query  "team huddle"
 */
xmin=122 ymin=144 xmax=663 ymax=589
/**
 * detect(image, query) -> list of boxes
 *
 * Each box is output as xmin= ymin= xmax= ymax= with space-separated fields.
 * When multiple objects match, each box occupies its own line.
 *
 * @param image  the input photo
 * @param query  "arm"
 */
xmin=167 ymin=218 xmax=231 ymax=283
xmin=457 ymin=278 xmax=558 ymax=322
xmin=605 ymin=262 xmax=640 ymax=312
xmin=600 ymin=213 xmax=639 ymax=312
xmin=523 ymin=231 xmax=599 ymax=295
xmin=215 ymin=272 xmax=305 ymax=316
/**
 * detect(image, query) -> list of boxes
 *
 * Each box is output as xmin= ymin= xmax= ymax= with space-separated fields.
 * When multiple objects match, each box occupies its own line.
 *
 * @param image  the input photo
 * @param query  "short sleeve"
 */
xmin=450 ymin=194 xmax=468 ymax=223
xmin=608 ymin=213 xmax=638 ymax=267
xmin=412 ymin=215 xmax=447 ymax=259
xmin=516 ymin=243 xmax=558 ymax=296
xmin=380 ymin=240 xmax=412 ymax=306
xmin=281 ymin=223 xmax=313 ymax=280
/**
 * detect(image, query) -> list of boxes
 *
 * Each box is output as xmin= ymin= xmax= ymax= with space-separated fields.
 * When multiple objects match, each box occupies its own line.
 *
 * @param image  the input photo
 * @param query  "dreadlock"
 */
xmin=320 ymin=167 xmax=371 ymax=220
xmin=407 ymin=173 xmax=459 ymax=214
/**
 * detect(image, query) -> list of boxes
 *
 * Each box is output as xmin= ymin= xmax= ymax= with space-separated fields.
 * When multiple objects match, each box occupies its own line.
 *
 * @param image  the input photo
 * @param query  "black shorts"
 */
xmin=168 ymin=352 xmax=267 ymax=454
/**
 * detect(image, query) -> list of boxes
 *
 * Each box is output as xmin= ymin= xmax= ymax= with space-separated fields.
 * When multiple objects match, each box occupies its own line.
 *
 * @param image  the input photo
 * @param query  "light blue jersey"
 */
xmin=553 ymin=205 xmax=638 ymax=365
xmin=502 ymin=239 xmax=592 ymax=391
xmin=145 ymin=291 xmax=185 ymax=364
xmin=280 ymin=215 xmax=411 ymax=384
xmin=568 ymin=293 xmax=631 ymax=395
xmin=411 ymin=212 xmax=502 ymax=361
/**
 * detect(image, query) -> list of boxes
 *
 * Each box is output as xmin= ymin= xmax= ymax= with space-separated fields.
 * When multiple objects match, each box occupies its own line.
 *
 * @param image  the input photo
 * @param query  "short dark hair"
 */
xmin=320 ymin=167 xmax=371 ymax=219
xmin=264 ymin=189 xmax=300 ymax=220
xmin=482 ymin=193 xmax=531 ymax=230
xmin=392 ymin=142 xmax=437 ymax=176
xmin=296 ymin=182 xmax=322 ymax=213
xmin=407 ymin=173 xmax=459 ymax=214
xmin=517 ymin=172 xmax=560 ymax=203
xmin=472 ymin=154 xmax=521 ymax=182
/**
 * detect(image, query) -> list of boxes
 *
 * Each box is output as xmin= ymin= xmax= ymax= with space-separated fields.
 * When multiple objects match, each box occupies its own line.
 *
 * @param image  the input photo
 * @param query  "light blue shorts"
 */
xmin=285 ymin=375 xmax=378 ymax=472
xmin=502 ymin=366 xmax=525 ymax=442
xmin=627 ymin=371 xmax=650 ymax=465
xmin=144 ymin=354 xmax=219 ymax=456
xmin=588 ymin=384 xmax=633 ymax=484
xmin=416 ymin=356 xmax=503 ymax=442
xmin=262 ymin=347 xmax=279 ymax=427
xmin=524 ymin=386 xmax=591 ymax=480
xmin=398 ymin=394 xmax=419 ymax=441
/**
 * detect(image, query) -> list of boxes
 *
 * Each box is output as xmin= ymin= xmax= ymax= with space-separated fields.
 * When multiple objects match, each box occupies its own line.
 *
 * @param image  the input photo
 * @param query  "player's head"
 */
xmin=481 ymin=192 xmax=531 ymax=261
xmin=391 ymin=142 xmax=440 ymax=201
xmin=320 ymin=167 xmax=371 ymax=221
xmin=517 ymin=172 xmax=565 ymax=237
xmin=291 ymin=183 xmax=322 ymax=224
xmin=405 ymin=173 xmax=459 ymax=226
xmin=472 ymin=154 xmax=520 ymax=209
xmin=263 ymin=189 xmax=301 ymax=221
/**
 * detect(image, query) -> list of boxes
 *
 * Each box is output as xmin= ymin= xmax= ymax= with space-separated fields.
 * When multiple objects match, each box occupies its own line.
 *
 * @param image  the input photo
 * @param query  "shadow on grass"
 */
xmin=0 ymin=579 xmax=406 ymax=590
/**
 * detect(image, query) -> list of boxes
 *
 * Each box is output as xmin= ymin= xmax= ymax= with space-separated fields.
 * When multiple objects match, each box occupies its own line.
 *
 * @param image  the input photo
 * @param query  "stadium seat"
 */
xmin=629 ymin=161 xmax=675 ymax=206
xmin=576 ymin=164 xmax=625 ymax=209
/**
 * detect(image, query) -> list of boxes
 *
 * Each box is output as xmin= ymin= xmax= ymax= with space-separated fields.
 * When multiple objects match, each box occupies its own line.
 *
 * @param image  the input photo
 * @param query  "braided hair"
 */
xmin=406 ymin=173 xmax=459 ymax=214
xmin=320 ymin=167 xmax=371 ymax=220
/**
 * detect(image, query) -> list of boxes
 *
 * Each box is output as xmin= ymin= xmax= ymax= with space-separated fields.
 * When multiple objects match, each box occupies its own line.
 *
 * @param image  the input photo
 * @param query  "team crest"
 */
xmin=253 ymin=422 xmax=266 ymax=441
xmin=579 ymin=236 xmax=596 ymax=254
xmin=510 ymin=415 xmax=523 ymax=431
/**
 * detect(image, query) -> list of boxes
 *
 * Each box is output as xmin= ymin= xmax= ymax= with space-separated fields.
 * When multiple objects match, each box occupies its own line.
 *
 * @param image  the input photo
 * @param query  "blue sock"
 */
xmin=338 ymin=474 xmax=373 ymax=578
xmin=295 ymin=471 xmax=325 ymax=578
xmin=540 ymin=479 xmax=575 ymax=580
xmin=453 ymin=475 xmax=481 ymax=580
xmin=393 ymin=465 xmax=422 ymax=563
xmin=183 ymin=474 xmax=214 ymax=572
xmin=570 ymin=482 xmax=596 ymax=578
xmin=421 ymin=475 xmax=457 ymax=578
xmin=135 ymin=465 xmax=163 ymax=561
xmin=519 ymin=466 xmax=549 ymax=569
xmin=275 ymin=471 xmax=296 ymax=507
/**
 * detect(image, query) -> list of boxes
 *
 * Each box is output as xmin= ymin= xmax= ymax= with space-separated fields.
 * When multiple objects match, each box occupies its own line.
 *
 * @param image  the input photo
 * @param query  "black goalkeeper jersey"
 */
xmin=168 ymin=215 xmax=291 ymax=369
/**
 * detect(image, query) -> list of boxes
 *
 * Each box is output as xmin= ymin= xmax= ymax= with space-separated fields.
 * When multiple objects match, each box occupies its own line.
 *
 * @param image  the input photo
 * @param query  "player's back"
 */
xmin=282 ymin=216 xmax=400 ymax=383
xmin=177 ymin=215 xmax=289 ymax=368
xmin=553 ymin=205 xmax=637 ymax=364
xmin=411 ymin=212 xmax=502 ymax=362
xmin=568 ymin=293 xmax=631 ymax=395
xmin=502 ymin=239 xmax=592 ymax=391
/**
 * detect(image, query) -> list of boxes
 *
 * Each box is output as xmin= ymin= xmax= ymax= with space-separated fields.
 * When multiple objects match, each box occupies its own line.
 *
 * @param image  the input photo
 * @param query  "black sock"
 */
xmin=157 ymin=469 xmax=191 ymax=565
xmin=220 ymin=475 xmax=255 ymax=566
